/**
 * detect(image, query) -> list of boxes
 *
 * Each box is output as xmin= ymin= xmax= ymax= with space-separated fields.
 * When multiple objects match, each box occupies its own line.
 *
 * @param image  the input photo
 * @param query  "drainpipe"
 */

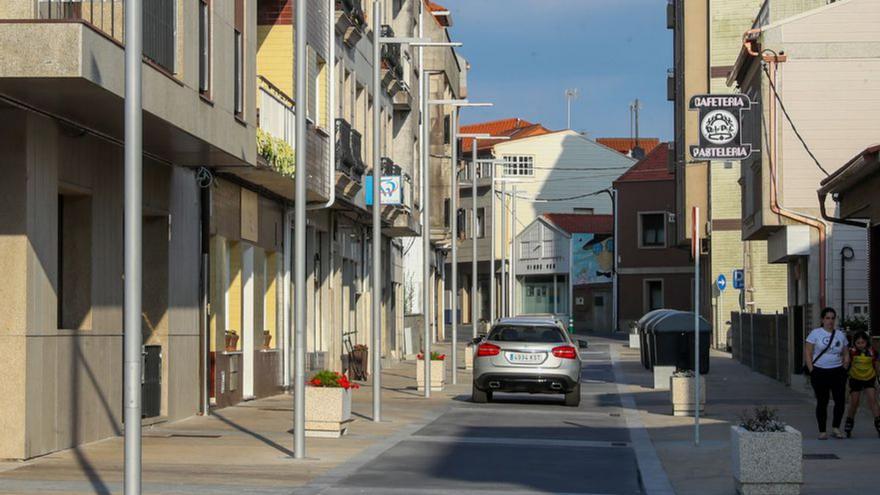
xmin=308 ymin=0 xmax=337 ymax=211
xmin=818 ymin=193 xmax=869 ymax=229
xmin=759 ymin=50 xmax=828 ymax=309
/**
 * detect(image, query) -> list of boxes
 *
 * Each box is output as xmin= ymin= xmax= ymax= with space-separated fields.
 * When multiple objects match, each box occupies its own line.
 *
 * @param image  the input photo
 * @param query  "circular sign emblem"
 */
xmin=700 ymin=109 xmax=738 ymax=145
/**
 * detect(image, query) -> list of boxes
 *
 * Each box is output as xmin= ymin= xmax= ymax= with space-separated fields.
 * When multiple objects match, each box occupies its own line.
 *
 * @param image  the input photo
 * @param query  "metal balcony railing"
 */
xmin=37 ymin=0 xmax=175 ymax=71
xmin=336 ymin=0 xmax=365 ymax=28
xmin=257 ymin=77 xmax=296 ymax=151
xmin=335 ymin=118 xmax=356 ymax=175
xmin=380 ymin=25 xmax=403 ymax=80
xmin=351 ymin=129 xmax=365 ymax=179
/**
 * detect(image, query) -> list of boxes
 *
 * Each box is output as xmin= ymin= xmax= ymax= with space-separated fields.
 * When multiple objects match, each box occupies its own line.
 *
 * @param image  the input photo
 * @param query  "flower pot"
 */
xmin=416 ymin=360 xmax=445 ymax=391
xmin=305 ymin=387 xmax=353 ymax=438
xmin=670 ymin=376 xmax=706 ymax=417
xmin=350 ymin=349 xmax=368 ymax=380
xmin=731 ymin=425 xmax=802 ymax=495
xmin=225 ymin=332 xmax=239 ymax=352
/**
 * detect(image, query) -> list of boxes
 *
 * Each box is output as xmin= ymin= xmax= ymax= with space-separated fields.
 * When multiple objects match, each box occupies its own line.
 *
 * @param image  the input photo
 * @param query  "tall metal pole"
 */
xmin=489 ymin=161 xmax=496 ymax=326
xmin=421 ymin=71 xmax=431 ymax=399
xmin=500 ymin=181 xmax=507 ymax=317
xmin=471 ymin=139 xmax=478 ymax=338
xmin=371 ymin=1 xmax=383 ymax=421
xmin=450 ymin=106 xmax=459 ymax=385
xmin=511 ymin=185 xmax=517 ymax=315
xmin=124 ymin=0 xmax=143 ymax=492
xmin=293 ymin=0 xmax=308 ymax=457
xmin=693 ymin=206 xmax=701 ymax=446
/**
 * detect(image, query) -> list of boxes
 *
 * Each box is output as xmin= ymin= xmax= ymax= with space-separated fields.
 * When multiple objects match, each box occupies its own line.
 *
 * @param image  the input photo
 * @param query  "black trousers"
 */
xmin=811 ymin=366 xmax=847 ymax=432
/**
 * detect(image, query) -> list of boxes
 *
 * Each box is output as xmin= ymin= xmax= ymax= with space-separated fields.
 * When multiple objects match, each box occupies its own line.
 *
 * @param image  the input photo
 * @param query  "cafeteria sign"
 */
xmin=689 ymin=94 xmax=758 ymax=160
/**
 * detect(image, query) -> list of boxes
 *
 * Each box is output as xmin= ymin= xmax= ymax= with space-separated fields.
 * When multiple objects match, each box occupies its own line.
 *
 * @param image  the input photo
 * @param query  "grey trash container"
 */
xmin=649 ymin=311 xmax=711 ymax=374
xmin=637 ymin=309 xmax=671 ymax=369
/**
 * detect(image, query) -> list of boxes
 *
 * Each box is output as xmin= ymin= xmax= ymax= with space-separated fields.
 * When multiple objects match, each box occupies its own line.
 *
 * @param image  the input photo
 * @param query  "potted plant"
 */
xmin=731 ymin=407 xmax=802 ymax=494
xmin=305 ymin=370 xmax=359 ymax=438
xmin=262 ymin=330 xmax=272 ymax=349
xmin=670 ymin=369 xmax=705 ymax=417
xmin=224 ymin=330 xmax=239 ymax=352
xmin=416 ymin=351 xmax=446 ymax=391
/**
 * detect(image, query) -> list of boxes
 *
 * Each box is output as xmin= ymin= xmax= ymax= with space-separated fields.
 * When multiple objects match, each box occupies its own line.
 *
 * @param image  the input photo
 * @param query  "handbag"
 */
xmin=803 ymin=328 xmax=836 ymax=376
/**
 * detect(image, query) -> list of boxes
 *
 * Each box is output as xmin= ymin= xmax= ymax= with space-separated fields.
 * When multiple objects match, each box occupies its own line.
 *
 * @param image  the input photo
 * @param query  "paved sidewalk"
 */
xmin=0 ymin=343 xmax=472 ymax=495
xmin=613 ymin=339 xmax=880 ymax=495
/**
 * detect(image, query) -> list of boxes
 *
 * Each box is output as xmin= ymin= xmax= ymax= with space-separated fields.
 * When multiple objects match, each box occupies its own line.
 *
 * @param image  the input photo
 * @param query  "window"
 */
xmin=443 ymin=115 xmax=450 ymax=144
xmin=199 ymin=0 xmax=211 ymax=95
xmin=143 ymin=0 xmax=176 ymax=71
xmin=476 ymin=208 xmax=486 ymax=239
xmin=314 ymin=53 xmax=328 ymax=128
xmin=58 ymin=194 xmax=92 ymax=330
xmin=544 ymin=239 xmax=555 ymax=258
xmin=645 ymin=280 xmax=663 ymax=312
xmin=233 ymin=0 xmax=244 ymax=117
xmin=573 ymin=207 xmax=594 ymax=214
xmin=444 ymin=198 xmax=450 ymax=228
xmin=639 ymin=212 xmax=666 ymax=248
xmin=503 ymin=155 xmax=534 ymax=176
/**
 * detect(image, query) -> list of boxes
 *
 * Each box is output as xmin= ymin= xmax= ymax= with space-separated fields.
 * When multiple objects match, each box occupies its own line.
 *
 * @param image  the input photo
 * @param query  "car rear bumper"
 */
xmin=474 ymin=373 xmax=579 ymax=394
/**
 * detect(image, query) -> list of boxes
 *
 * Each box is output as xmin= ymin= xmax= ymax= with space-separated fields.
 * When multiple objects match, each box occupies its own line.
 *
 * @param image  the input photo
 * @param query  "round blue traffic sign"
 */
xmin=716 ymin=274 xmax=727 ymax=292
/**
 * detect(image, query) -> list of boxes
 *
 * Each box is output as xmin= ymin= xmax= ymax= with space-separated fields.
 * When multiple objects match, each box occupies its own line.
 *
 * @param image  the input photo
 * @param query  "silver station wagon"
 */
xmin=472 ymin=316 xmax=585 ymax=406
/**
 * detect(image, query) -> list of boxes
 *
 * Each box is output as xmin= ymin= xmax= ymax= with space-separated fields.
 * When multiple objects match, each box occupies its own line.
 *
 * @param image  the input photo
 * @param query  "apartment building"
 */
xmin=451 ymin=122 xmax=635 ymax=325
xmin=728 ymin=0 xmax=877 ymax=345
xmin=0 ymin=0 xmax=258 ymax=459
xmin=614 ymin=144 xmax=694 ymax=330
xmin=668 ymin=0 xmax=789 ymax=350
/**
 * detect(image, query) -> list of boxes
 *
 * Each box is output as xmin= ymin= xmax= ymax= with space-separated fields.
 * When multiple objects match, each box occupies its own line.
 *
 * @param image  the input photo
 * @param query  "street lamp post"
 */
xmin=426 ymin=103 xmax=492 ymax=385
xmin=374 ymin=2 xmax=461 ymax=409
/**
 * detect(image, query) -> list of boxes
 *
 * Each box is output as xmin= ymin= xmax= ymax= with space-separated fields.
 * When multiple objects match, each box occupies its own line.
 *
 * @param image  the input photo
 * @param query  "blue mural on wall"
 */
xmin=572 ymin=234 xmax=614 ymax=287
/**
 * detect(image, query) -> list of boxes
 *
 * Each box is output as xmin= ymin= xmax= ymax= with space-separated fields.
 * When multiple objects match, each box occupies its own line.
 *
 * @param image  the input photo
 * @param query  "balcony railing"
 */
xmin=257 ymin=77 xmax=296 ymax=175
xmin=335 ymin=118 xmax=356 ymax=175
xmin=335 ymin=0 xmax=365 ymax=29
xmin=37 ymin=0 xmax=175 ymax=72
xmin=380 ymin=25 xmax=403 ymax=80
xmin=459 ymin=161 xmax=493 ymax=182
xmin=351 ymin=129 xmax=365 ymax=179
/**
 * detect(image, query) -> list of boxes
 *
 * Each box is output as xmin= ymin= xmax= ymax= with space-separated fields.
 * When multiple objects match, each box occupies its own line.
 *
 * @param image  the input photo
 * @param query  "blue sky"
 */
xmin=438 ymin=0 xmax=673 ymax=140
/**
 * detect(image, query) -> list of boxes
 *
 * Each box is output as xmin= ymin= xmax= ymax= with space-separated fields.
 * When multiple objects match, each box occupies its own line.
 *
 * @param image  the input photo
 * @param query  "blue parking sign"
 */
xmin=733 ymin=269 xmax=744 ymax=290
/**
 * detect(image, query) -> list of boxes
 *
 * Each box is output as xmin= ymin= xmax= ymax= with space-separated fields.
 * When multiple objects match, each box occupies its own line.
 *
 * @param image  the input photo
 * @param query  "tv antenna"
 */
xmin=565 ymin=88 xmax=580 ymax=129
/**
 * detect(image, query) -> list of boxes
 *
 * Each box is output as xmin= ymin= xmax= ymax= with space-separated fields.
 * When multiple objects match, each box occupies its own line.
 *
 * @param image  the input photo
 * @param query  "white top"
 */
xmin=806 ymin=327 xmax=848 ymax=369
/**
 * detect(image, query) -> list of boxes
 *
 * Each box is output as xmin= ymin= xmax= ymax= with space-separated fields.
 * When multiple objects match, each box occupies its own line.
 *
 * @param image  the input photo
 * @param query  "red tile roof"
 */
xmin=459 ymin=118 xmax=552 ymax=153
xmin=542 ymin=214 xmax=613 ymax=235
xmin=426 ymin=0 xmax=451 ymax=26
xmin=613 ymin=142 xmax=672 ymax=184
xmin=596 ymin=138 xmax=661 ymax=156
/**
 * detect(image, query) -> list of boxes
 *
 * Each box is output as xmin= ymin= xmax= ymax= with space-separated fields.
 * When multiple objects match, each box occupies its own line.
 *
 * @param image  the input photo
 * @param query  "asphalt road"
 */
xmin=312 ymin=343 xmax=643 ymax=495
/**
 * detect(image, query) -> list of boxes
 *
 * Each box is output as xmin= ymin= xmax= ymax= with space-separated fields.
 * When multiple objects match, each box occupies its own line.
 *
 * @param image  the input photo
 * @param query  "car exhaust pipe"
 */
xmin=550 ymin=382 xmax=563 ymax=391
xmin=489 ymin=381 xmax=501 ymax=389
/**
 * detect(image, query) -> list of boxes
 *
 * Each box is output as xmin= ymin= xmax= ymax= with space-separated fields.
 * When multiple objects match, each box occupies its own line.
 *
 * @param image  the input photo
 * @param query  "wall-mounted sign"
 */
xmin=365 ymin=176 xmax=402 ymax=206
xmin=689 ymin=94 xmax=758 ymax=160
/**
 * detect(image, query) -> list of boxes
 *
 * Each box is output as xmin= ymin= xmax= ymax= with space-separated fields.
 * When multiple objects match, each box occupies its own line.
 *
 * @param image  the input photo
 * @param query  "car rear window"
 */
xmin=488 ymin=325 xmax=567 ymax=343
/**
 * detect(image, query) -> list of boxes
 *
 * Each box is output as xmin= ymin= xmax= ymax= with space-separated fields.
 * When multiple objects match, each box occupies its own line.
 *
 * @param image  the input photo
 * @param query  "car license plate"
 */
xmin=505 ymin=352 xmax=546 ymax=364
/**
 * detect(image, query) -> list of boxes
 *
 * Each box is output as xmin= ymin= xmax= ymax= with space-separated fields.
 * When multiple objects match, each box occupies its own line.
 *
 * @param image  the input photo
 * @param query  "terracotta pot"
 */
xmin=263 ymin=331 xmax=272 ymax=349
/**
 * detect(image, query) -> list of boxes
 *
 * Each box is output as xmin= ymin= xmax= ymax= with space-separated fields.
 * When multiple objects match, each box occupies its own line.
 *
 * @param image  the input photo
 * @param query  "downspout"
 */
xmin=761 ymin=52 xmax=827 ymax=308
xmin=818 ymin=193 xmax=869 ymax=229
xmin=308 ymin=0 xmax=337 ymax=211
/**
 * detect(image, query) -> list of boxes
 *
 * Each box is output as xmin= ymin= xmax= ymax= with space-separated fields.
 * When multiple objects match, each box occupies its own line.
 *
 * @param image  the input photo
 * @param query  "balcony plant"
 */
xmin=224 ymin=330 xmax=239 ymax=352
xmin=257 ymin=128 xmax=295 ymax=177
xmin=416 ymin=351 xmax=446 ymax=392
xmin=305 ymin=371 xmax=358 ymax=438
xmin=669 ymin=369 xmax=705 ymax=417
xmin=731 ymin=407 xmax=802 ymax=494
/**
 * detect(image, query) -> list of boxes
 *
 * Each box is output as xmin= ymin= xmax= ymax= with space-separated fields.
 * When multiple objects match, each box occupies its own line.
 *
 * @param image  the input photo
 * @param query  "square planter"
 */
xmin=305 ymin=387 xmax=353 ymax=438
xmin=416 ymin=360 xmax=445 ymax=391
xmin=464 ymin=345 xmax=474 ymax=370
xmin=731 ymin=425 xmax=802 ymax=495
xmin=628 ymin=333 xmax=640 ymax=349
xmin=670 ymin=376 xmax=706 ymax=416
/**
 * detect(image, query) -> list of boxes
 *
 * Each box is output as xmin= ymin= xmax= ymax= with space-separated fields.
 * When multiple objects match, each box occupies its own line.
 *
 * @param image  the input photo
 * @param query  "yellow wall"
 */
xmin=257 ymin=25 xmax=293 ymax=97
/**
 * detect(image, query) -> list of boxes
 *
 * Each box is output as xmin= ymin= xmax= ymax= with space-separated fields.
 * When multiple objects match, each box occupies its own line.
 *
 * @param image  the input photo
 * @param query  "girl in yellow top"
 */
xmin=844 ymin=331 xmax=880 ymax=438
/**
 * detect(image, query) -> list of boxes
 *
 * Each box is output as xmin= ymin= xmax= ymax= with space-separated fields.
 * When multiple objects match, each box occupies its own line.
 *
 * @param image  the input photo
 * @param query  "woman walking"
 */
xmin=844 ymin=331 xmax=880 ymax=438
xmin=804 ymin=307 xmax=850 ymax=439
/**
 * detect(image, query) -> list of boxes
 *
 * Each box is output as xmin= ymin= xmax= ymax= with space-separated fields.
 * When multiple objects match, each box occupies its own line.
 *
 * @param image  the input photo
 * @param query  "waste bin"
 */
xmin=648 ymin=311 xmax=711 ymax=374
xmin=637 ymin=309 xmax=671 ymax=369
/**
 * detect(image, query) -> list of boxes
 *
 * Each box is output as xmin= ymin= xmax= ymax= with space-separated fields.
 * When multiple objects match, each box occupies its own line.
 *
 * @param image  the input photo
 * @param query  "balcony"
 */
xmin=459 ymin=160 xmax=493 ymax=186
xmin=0 ymin=3 xmax=255 ymax=170
xmin=380 ymin=25 xmax=404 ymax=94
xmin=335 ymin=118 xmax=364 ymax=197
xmin=335 ymin=0 xmax=365 ymax=47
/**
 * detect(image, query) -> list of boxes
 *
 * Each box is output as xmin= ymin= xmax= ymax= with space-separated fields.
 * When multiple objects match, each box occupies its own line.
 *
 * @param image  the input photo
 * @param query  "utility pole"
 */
xmin=371 ymin=1 xmax=383 ymax=422
xmin=565 ymin=88 xmax=579 ymax=130
xmin=294 ymin=0 xmax=308 ymax=456
xmin=123 ymin=0 xmax=143 ymax=492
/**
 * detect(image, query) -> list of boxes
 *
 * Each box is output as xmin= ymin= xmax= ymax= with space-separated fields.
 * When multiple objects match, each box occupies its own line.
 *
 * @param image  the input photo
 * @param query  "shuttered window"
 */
xmin=143 ymin=0 xmax=176 ymax=71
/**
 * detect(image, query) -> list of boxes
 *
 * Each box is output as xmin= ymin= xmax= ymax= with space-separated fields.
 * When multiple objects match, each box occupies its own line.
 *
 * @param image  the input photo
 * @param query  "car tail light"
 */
xmin=552 ymin=345 xmax=577 ymax=359
xmin=476 ymin=343 xmax=501 ymax=357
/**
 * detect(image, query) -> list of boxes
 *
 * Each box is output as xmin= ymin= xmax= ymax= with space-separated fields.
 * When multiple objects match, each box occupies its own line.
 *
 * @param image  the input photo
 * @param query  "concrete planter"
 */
xmin=464 ymin=345 xmax=474 ymax=370
xmin=653 ymin=365 xmax=675 ymax=390
xmin=416 ymin=360 xmax=445 ymax=391
xmin=304 ymin=387 xmax=353 ymax=438
xmin=628 ymin=333 xmax=640 ymax=349
xmin=670 ymin=376 xmax=706 ymax=416
xmin=731 ymin=425 xmax=802 ymax=495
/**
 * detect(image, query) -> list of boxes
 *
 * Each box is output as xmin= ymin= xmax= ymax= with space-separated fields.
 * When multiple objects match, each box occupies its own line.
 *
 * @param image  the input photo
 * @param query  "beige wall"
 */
xmin=0 ymin=108 xmax=200 ymax=459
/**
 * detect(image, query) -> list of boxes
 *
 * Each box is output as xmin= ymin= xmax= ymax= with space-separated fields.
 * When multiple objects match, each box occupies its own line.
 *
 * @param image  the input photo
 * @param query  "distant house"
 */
xmin=596 ymin=137 xmax=661 ymax=160
xmin=513 ymin=214 xmax=614 ymax=333
xmin=613 ymin=143 xmax=693 ymax=330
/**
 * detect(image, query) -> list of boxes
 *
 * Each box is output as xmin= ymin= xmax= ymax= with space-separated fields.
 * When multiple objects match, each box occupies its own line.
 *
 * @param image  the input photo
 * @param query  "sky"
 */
xmin=437 ymin=0 xmax=673 ymax=141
